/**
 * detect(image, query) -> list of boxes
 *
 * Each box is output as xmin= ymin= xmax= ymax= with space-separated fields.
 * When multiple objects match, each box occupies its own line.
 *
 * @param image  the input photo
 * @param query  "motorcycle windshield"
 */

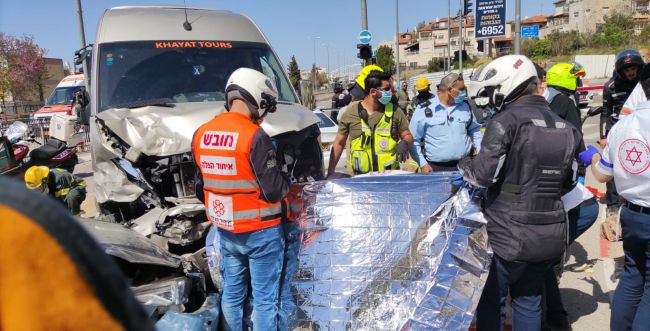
xmin=3 ymin=121 xmax=28 ymax=142
xmin=97 ymin=41 xmax=298 ymax=112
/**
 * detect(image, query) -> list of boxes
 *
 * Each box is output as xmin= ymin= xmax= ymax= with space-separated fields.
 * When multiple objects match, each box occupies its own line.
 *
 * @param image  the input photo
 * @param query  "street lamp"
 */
xmin=75 ymin=0 xmax=90 ymax=91
xmin=310 ymin=36 xmax=321 ymax=89
xmin=395 ymin=0 xmax=400 ymax=83
xmin=322 ymin=43 xmax=332 ymax=83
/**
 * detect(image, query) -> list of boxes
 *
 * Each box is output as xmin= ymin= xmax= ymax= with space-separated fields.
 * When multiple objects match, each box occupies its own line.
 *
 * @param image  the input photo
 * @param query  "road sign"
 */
xmin=475 ymin=0 xmax=506 ymax=39
xmin=359 ymin=30 xmax=372 ymax=44
xmin=522 ymin=25 xmax=540 ymax=39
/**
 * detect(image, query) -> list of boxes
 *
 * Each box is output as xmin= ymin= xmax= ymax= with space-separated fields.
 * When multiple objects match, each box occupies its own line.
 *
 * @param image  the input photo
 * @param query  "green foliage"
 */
xmin=640 ymin=25 xmax=650 ymax=42
xmin=287 ymin=55 xmax=301 ymax=91
xmin=590 ymin=13 xmax=634 ymax=48
xmin=522 ymin=38 xmax=552 ymax=59
xmin=473 ymin=58 xmax=492 ymax=69
xmin=427 ymin=58 xmax=445 ymax=73
xmin=376 ymin=45 xmax=396 ymax=73
xmin=547 ymin=30 xmax=584 ymax=55
xmin=520 ymin=13 xmax=645 ymax=61
xmin=317 ymin=71 xmax=329 ymax=86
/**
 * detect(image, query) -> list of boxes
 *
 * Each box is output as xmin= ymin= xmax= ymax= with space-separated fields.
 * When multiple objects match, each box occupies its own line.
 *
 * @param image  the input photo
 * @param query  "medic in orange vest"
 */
xmin=192 ymin=68 xmax=289 ymax=330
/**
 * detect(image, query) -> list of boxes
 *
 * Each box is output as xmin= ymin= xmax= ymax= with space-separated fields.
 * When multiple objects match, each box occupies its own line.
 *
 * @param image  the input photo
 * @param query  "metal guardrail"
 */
xmin=407 ymin=70 xmax=462 ymax=95
xmin=0 ymin=102 xmax=43 ymax=116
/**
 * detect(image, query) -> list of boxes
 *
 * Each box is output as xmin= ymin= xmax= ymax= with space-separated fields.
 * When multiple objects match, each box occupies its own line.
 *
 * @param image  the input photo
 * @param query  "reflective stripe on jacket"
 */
xmin=51 ymin=168 xmax=86 ymax=198
xmin=192 ymin=112 xmax=283 ymax=233
xmin=348 ymin=102 xmax=399 ymax=174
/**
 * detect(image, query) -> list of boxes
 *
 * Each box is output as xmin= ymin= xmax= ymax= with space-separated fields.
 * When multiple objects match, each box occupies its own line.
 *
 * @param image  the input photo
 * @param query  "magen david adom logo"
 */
xmin=618 ymin=138 xmax=650 ymax=174
xmin=212 ymin=199 xmax=226 ymax=218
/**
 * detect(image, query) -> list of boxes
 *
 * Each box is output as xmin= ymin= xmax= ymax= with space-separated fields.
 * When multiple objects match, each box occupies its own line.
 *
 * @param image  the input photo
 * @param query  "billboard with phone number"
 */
xmin=475 ymin=0 xmax=506 ymax=39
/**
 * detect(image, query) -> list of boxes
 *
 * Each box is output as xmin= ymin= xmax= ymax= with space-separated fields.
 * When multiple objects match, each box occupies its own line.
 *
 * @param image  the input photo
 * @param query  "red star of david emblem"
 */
xmin=626 ymin=146 xmax=643 ymax=166
xmin=212 ymin=200 xmax=225 ymax=217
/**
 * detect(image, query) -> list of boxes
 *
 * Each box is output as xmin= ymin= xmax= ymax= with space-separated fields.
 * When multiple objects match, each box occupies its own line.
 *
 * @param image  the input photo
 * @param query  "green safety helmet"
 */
xmin=546 ymin=62 xmax=585 ymax=92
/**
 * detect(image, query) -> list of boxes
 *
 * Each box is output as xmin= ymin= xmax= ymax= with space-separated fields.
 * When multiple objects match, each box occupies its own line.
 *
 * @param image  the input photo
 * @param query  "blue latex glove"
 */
xmin=451 ymin=174 xmax=464 ymax=186
xmin=578 ymin=145 xmax=600 ymax=166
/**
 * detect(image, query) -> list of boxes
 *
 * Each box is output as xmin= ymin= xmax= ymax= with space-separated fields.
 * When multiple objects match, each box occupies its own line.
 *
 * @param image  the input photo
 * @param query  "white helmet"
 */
xmin=469 ymin=55 xmax=538 ymax=110
xmin=225 ymin=68 xmax=279 ymax=119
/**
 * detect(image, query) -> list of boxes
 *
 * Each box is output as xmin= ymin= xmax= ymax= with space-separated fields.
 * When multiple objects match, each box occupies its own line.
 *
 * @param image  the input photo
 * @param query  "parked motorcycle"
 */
xmin=1 ymin=121 xmax=81 ymax=175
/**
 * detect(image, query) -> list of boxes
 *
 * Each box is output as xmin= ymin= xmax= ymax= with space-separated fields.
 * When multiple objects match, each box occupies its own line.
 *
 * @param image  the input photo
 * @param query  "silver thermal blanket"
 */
xmin=207 ymin=173 xmax=493 ymax=330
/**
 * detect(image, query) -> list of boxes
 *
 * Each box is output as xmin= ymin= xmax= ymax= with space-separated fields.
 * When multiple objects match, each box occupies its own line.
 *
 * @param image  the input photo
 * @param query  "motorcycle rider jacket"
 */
xmin=601 ymin=76 xmax=638 ymax=139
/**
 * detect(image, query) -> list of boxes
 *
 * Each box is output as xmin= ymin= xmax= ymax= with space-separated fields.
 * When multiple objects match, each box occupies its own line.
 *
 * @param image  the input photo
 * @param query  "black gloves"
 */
xmin=394 ymin=140 xmax=409 ymax=163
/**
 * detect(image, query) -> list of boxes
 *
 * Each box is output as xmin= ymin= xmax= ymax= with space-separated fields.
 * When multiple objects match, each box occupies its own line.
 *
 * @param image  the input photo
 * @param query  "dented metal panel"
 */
xmin=92 ymin=102 xmax=319 ymax=204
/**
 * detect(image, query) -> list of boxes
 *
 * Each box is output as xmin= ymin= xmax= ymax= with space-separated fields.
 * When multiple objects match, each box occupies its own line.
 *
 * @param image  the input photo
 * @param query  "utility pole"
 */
xmin=361 ymin=0 xmax=368 ymax=31
xmin=75 ymin=0 xmax=89 ymax=91
xmin=514 ymin=0 xmax=521 ymax=54
xmin=311 ymin=36 xmax=321 ymax=90
xmin=447 ymin=0 xmax=452 ymax=72
xmin=323 ymin=43 xmax=331 ymax=83
xmin=459 ymin=1 xmax=464 ymax=77
xmin=361 ymin=0 xmax=370 ymax=66
xmin=395 ymin=0 xmax=401 ymax=83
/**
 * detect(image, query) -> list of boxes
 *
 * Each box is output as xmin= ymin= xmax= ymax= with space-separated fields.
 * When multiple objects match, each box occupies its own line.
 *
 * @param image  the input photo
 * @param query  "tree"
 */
xmin=522 ymin=38 xmax=551 ymax=59
xmin=640 ymin=25 xmax=650 ymax=43
xmin=0 ymin=33 xmax=48 ymax=102
xmin=287 ymin=55 xmax=301 ymax=91
xmin=317 ymin=71 xmax=329 ymax=87
xmin=546 ymin=30 xmax=584 ymax=56
xmin=427 ymin=58 xmax=445 ymax=73
xmin=0 ymin=64 xmax=11 ymax=106
xmin=376 ymin=45 xmax=396 ymax=73
xmin=0 ymin=35 xmax=11 ymax=105
xmin=309 ymin=63 xmax=319 ymax=87
xmin=590 ymin=13 xmax=634 ymax=48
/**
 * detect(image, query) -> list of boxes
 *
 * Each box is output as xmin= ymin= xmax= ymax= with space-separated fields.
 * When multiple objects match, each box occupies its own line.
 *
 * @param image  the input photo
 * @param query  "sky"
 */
xmin=0 ymin=0 xmax=549 ymax=73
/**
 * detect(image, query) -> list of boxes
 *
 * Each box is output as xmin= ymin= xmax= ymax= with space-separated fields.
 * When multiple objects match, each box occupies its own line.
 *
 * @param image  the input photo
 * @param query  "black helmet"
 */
xmin=615 ymin=49 xmax=644 ymax=79
xmin=333 ymin=83 xmax=343 ymax=94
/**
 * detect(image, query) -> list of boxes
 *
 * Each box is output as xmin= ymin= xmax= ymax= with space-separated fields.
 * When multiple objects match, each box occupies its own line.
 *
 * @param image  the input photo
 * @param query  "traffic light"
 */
xmin=463 ymin=0 xmax=473 ymax=16
xmin=357 ymin=44 xmax=372 ymax=60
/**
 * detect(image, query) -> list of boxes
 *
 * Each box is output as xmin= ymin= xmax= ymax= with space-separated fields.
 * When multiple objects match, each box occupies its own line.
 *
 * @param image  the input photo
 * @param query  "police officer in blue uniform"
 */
xmin=409 ymin=73 xmax=483 ymax=172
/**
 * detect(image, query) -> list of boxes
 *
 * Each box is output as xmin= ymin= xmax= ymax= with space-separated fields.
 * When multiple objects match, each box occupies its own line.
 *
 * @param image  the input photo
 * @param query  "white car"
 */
xmin=314 ymin=110 xmax=346 ymax=171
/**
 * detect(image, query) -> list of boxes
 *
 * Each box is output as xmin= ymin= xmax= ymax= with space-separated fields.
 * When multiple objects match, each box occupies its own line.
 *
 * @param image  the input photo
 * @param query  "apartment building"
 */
xmin=382 ymin=15 xmax=513 ymax=70
xmin=546 ymin=0 xmax=635 ymax=34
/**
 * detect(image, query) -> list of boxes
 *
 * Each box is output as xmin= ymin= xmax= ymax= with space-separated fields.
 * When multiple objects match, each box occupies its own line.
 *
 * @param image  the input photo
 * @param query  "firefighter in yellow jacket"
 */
xmin=192 ymin=68 xmax=289 ymax=330
xmin=24 ymin=166 xmax=87 ymax=215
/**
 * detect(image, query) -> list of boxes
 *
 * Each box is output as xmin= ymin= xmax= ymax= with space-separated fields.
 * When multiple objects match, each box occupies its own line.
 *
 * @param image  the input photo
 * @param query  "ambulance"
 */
xmin=32 ymin=74 xmax=85 ymax=119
